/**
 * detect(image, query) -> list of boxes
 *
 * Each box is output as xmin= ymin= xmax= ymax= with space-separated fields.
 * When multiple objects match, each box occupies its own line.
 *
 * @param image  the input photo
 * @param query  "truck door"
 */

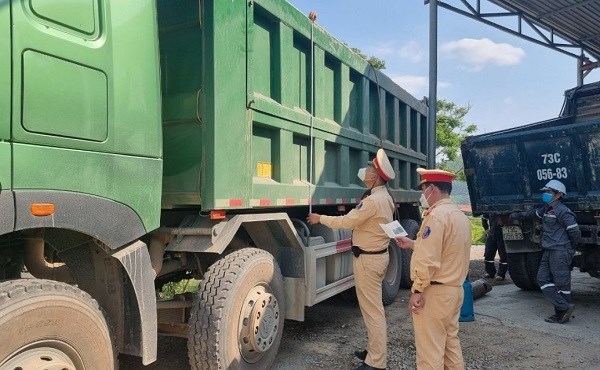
xmin=9 ymin=0 xmax=163 ymax=234
xmin=0 ymin=0 xmax=14 ymax=235
xmin=0 ymin=0 xmax=10 ymax=143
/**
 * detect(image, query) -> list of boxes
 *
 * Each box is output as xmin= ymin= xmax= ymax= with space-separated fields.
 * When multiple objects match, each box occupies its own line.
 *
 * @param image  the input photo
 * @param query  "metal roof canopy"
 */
xmin=425 ymin=0 xmax=600 ymax=168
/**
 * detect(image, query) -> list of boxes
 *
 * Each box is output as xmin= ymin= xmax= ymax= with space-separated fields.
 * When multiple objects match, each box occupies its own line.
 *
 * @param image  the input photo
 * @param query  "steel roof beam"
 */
xmin=427 ymin=0 xmax=588 ymax=60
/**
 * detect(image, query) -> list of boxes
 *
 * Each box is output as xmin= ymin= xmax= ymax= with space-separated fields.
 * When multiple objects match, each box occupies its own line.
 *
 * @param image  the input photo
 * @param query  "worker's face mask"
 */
xmin=541 ymin=192 xmax=554 ymax=204
xmin=419 ymin=185 xmax=432 ymax=209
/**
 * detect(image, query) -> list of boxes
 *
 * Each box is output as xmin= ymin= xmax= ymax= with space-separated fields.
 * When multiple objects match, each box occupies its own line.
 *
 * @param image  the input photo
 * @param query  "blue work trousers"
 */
xmin=537 ymin=249 xmax=574 ymax=312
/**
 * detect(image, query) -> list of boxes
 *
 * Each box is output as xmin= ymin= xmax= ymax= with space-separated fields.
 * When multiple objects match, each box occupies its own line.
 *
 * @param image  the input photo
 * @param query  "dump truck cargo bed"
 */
xmin=159 ymin=0 xmax=428 ymax=210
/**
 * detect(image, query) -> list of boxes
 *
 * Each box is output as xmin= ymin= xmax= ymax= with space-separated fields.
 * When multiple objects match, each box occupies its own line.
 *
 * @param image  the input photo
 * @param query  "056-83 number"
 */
xmin=537 ymin=167 xmax=568 ymax=180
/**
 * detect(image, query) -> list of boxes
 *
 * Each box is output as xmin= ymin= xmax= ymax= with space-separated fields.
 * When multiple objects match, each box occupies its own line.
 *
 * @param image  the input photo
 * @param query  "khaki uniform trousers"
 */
xmin=413 ymin=284 xmax=464 ymax=370
xmin=353 ymin=251 xmax=389 ymax=369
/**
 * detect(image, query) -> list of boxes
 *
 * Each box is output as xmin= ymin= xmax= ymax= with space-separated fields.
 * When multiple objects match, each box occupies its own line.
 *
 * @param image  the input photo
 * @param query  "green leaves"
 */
xmin=350 ymin=47 xmax=386 ymax=70
xmin=436 ymin=99 xmax=477 ymax=180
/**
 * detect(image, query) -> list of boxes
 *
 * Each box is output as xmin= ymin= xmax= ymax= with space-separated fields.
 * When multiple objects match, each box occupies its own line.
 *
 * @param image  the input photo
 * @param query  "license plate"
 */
xmin=502 ymin=226 xmax=523 ymax=241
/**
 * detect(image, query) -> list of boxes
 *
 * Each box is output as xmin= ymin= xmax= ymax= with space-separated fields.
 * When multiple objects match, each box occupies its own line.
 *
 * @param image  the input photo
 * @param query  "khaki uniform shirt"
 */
xmin=410 ymin=198 xmax=471 ymax=293
xmin=320 ymin=185 xmax=394 ymax=251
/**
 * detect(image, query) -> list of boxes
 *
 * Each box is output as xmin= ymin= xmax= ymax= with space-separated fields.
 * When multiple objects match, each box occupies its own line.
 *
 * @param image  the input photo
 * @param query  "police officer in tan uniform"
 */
xmin=307 ymin=149 xmax=395 ymax=370
xmin=396 ymin=168 xmax=471 ymax=370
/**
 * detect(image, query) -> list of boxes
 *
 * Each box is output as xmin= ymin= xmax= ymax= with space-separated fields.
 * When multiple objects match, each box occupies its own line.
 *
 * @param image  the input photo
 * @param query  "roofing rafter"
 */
xmin=428 ymin=0 xmax=600 ymax=69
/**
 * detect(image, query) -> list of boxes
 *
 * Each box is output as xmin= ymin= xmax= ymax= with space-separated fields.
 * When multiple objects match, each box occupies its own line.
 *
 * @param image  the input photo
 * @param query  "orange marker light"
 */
xmin=210 ymin=210 xmax=226 ymax=220
xmin=30 ymin=203 xmax=55 ymax=216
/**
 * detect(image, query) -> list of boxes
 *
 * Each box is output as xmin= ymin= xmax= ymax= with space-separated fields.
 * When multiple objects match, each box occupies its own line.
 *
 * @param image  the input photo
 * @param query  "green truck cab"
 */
xmin=0 ymin=1 xmax=428 ymax=369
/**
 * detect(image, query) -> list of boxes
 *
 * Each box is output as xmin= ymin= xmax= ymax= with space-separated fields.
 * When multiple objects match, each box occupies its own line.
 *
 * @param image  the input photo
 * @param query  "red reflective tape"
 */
xmin=260 ymin=199 xmax=271 ymax=206
xmin=336 ymin=239 xmax=352 ymax=252
xmin=229 ymin=198 xmax=243 ymax=207
xmin=285 ymin=198 xmax=295 ymax=205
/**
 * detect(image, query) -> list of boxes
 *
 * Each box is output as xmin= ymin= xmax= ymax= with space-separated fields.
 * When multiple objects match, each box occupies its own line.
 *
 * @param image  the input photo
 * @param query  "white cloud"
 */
xmin=371 ymin=40 xmax=425 ymax=63
xmin=393 ymin=75 xmax=427 ymax=95
xmin=438 ymin=81 xmax=452 ymax=89
xmin=392 ymin=75 xmax=451 ymax=96
xmin=441 ymin=38 xmax=525 ymax=72
xmin=397 ymin=41 xmax=424 ymax=63
xmin=372 ymin=41 xmax=396 ymax=56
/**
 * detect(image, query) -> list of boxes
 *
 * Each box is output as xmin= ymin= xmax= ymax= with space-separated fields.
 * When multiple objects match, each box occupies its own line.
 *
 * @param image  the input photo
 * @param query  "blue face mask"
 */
xmin=541 ymin=192 xmax=554 ymax=204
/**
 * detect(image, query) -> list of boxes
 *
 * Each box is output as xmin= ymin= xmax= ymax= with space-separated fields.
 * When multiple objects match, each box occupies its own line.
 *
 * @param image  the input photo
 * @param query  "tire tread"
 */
xmin=188 ymin=248 xmax=282 ymax=370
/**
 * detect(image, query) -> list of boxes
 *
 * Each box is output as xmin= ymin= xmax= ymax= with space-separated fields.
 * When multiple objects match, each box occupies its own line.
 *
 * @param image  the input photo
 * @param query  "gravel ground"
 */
xmin=123 ymin=245 xmax=600 ymax=369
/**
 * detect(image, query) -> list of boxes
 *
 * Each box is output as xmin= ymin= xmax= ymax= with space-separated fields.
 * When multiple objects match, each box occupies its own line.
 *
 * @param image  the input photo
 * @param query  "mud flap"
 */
xmin=111 ymin=240 xmax=157 ymax=365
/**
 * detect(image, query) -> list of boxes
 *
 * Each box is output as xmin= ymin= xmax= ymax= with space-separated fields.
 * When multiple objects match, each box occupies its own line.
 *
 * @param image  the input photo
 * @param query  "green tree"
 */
xmin=350 ymin=47 xmax=386 ymax=70
xmin=436 ymin=99 xmax=477 ymax=179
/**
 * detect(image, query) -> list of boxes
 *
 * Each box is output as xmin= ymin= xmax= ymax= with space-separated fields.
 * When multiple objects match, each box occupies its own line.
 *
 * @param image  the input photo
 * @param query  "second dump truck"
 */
xmin=462 ymin=81 xmax=600 ymax=291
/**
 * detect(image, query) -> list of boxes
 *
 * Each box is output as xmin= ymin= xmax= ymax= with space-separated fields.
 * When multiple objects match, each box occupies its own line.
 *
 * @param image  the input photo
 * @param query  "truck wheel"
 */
xmin=339 ymin=286 xmax=358 ymax=303
xmin=382 ymin=241 xmax=402 ymax=306
xmin=399 ymin=219 xmax=419 ymax=289
xmin=507 ymin=251 xmax=542 ymax=291
xmin=0 ymin=279 xmax=115 ymax=370
xmin=188 ymin=248 xmax=285 ymax=370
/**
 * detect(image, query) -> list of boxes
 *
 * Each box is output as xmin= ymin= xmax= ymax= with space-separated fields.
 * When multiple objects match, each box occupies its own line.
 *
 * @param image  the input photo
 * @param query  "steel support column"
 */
xmin=427 ymin=0 xmax=438 ymax=169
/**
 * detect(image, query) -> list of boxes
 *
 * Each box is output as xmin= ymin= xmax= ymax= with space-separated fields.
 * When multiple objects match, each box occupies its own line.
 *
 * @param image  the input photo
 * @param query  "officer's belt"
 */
xmin=351 ymin=245 xmax=388 ymax=258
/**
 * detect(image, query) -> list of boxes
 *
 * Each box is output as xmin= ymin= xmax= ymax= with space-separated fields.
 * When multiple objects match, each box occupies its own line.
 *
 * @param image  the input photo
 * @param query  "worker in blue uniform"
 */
xmin=509 ymin=179 xmax=581 ymax=324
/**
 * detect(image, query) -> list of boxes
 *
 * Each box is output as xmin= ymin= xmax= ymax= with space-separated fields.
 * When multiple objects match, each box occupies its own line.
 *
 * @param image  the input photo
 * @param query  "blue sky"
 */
xmin=288 ymin=0 xmax=599 ymax=134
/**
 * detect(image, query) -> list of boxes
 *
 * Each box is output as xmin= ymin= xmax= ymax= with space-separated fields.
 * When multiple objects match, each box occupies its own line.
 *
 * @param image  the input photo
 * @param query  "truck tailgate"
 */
xmin=461 ymin=116 xmax=600 ymax=215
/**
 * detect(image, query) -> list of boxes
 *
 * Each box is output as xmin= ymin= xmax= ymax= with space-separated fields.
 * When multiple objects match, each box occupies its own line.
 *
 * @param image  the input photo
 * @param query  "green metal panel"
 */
xmin=160 ymin=0 xmax=427 ymax=210
xmin=157 ymin=0 xmax=202 ymax=123
xmin=12 ymin=0 xmax=162 ymax=158
xmin=11 ymin=0 xmax=163 ymax=232
xmin=158 ymin=0 xmax=203 ymax=207
xmin=13 ymin=143 xmax=162 ymax=230
xmin=22 ymin=51 xmax=107 ymax=142
xmin=201 ymin=0 xmax=250 ymax=209
xmin=244 ymin=0 xmax=427 ymax=206
xmin=0 ymin=142 xmax=10 ymax=191
xmin=0 ymin=0 xmax=9 ymax=141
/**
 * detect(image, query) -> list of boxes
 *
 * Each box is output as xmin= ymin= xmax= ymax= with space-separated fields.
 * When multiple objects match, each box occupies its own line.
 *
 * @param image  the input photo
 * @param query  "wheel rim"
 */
xmin=1 ymin=341 xmax=81 ymax=370
xmin=238 ymin=284 xmax=280 ymax=363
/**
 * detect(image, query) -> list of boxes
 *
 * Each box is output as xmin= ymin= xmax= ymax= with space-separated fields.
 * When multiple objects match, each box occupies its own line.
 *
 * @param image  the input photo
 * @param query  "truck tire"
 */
xmin=507 ymin=251 xmax=542 ymax=291
xmin=399 ymin=219 xmax=419 ymax=289
xmin=382 ymin=241 xmax=402 ymax=306
xmin=0 ymin=279 xmax=115 ymax=370
xmin=188 ymin=248 xmax=285 ymax=370
xmin=339 ymin=286 xmax=358 ymax=303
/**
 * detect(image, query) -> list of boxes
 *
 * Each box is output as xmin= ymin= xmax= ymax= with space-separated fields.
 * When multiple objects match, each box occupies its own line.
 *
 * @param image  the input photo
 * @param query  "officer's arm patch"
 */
xmin=422 ymin=226 xmax=431 ymax=239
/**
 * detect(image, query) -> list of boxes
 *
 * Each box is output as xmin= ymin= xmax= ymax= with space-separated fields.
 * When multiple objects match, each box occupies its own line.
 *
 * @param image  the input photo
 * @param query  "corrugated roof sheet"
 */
xmin=490 ymin=0 xmax=600 ymax=60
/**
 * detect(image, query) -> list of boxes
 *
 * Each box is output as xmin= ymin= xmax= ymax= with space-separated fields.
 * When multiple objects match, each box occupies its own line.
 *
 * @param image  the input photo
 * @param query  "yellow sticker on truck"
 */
xmin=257 ymin=161 xmax=272 ymax=178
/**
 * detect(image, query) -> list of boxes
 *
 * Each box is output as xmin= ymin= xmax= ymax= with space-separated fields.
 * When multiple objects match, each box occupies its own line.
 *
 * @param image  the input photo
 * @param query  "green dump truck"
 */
xmin=0 ymin=0 xmax=428 ymax=368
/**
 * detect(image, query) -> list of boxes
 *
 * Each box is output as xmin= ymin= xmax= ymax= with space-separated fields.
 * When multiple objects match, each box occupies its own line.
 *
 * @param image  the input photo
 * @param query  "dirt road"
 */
xmin=121 ymin=246 xmax=600 ymax=369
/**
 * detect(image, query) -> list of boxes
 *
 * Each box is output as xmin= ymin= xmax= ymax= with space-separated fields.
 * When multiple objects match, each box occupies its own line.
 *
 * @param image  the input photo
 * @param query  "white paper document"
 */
xmin=380 ymin=220 xmax=408 ymax=239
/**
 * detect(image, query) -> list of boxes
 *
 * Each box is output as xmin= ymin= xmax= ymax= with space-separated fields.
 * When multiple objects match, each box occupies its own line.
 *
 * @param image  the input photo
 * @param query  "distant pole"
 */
xmin=427 ymin=0 xmax=438 ymax=169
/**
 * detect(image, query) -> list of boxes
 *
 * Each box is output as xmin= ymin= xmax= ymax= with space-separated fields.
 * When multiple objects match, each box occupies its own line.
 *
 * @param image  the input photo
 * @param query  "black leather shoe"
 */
xmin=544 ymin=314 xmax=559 ymax=323
xmin=354 ymin=363 xmax=385 ymax=370
xmin=354 ymin=349 xmax=367 ymax=361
